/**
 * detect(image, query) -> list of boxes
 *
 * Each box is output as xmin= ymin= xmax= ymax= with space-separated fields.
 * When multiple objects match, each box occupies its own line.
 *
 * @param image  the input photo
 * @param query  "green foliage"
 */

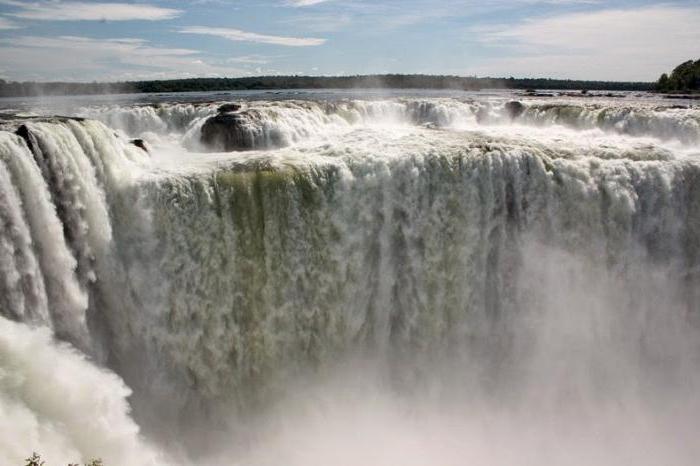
xmin=656 ymin=59 xmax=700 ymax=93
xmin=25 ymin=453 xmax=44 ymax=466
xmin=24 ymin=453 xmax=103 ymax=466
xmin=0 ymin=74 xmax=654 ymax=98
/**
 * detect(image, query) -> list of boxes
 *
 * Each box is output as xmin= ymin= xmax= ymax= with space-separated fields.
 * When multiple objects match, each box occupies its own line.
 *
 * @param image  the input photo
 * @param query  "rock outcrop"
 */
xmin=217 ymin=103 xmax=242 ymax=113
xmin=505 ymin=101 xmax=525 ymax=119
xmin=130 ymin=139 xmax=149 ymax=153
xmin=200 ymin=112 xmax=284 ymax=151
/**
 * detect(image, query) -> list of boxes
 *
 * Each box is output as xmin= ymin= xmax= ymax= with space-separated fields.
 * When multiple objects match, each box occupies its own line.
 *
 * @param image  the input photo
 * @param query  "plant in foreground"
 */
xmin=25 ymin=453 xmax=103 ymax=466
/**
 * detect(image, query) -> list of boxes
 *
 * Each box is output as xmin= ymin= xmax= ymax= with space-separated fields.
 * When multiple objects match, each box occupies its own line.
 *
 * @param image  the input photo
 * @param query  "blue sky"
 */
xmin=0 ymin=0 xmax=698 ymax=82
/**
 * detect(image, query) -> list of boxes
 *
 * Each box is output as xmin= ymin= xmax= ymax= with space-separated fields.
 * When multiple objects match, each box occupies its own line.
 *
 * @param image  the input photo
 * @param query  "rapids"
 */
xmin=0 ymin=91 xmax=699 ymax=465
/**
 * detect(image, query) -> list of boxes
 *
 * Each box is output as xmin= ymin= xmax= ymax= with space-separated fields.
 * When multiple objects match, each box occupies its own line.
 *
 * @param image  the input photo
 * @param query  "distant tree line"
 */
xmin=0 ymin=80 xmax=123 ymax=97
xmin=0 ymin=74 xmax=654 ymax=98
xmin=130 ymin=75 xmax=653 ymax=93
xmin=656 ymin=59 xmax=700 ymax=93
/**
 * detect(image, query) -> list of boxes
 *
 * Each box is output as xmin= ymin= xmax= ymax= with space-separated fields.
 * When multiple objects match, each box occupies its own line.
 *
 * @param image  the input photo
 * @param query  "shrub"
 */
xmin=24 ymin=453 xmax=104 ymax=466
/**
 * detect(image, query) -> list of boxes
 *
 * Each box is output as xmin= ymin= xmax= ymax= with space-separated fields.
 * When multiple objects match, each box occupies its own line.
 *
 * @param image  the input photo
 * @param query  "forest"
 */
xmin=656 ymin=59 xmax=700 ymax=93
xmin=0 ymin=74 xmax=654 ymax=98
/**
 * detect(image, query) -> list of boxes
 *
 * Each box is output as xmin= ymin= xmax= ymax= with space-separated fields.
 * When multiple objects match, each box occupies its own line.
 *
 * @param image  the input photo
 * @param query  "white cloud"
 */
xmin=180 ymin=26 xmax=326 ymax=47
xmin=468 ymin=5 xmax=700 ymax=81
xmin=227 ymin=55 xmax=272 ymax=65
xmin=1 ymin=1 xmax=181 ymax=21
xmin=0 ymin=17 xmax=19 ymax=29
xmin=0 ymin=36 xmax=248 ymax=81
xmin=286 ymin=0 xmax=331 ymax=6
xmin=0 ymin=36 xmax=196 ymax=55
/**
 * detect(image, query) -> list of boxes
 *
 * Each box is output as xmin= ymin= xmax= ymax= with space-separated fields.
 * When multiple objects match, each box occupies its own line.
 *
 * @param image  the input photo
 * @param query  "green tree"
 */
xmin=656 ymin=59 xmax=700 ymax=92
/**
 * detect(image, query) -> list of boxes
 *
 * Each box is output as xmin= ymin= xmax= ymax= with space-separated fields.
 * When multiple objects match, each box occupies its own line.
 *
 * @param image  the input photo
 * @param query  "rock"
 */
xmin=522 ymin=90 xmax=554 ymax=97
xmin=560 ymin=91 xmax=593 ymax=98
xmin=130 ymin=139 xmax=149 ymax=153
xmin=201 ymin=112 xmax=282 ymax=151
xmin=505 ymin=101 xmax=525 ymax=119
xmin=656 ymin=105 xmax=689 ymax=110
xmin=201 ymin=113 xmax=252 ymax=151
xmin=217 ymin=103 xmax=242 ymax=113
xmin=664 ymin=94 xmax=700 ymax=100
xmin=15 ymin=124 xmax=37 ymax=154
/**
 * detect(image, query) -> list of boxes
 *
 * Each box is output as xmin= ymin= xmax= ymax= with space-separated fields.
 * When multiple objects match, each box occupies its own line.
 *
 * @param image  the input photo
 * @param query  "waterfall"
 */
xmin=0 ymin=96 xmax=699 ymax=464
xmin=0 ymin=123 xmax=161 ymax=465
xmin=0 ymin=131 xmax=86 ymax=341
xmin=79 ymin=99 xmax=700 ymax=150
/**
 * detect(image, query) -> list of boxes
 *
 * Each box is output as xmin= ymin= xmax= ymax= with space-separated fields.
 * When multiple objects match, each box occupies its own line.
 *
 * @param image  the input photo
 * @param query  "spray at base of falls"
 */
xmin=0 ymin=315 xmax=163 ymax=466
xmin=0 ymin=96 xmax=699 ymax=464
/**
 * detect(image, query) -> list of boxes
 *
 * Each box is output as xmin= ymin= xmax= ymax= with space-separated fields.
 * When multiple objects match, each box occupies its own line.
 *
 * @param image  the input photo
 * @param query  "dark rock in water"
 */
xmin=657 ymin=105 xmax=690 ymax=110
xmin=522 ymin=90 xmax=554 ymax=97
xmin=505 ymin=101 xmax=525 ymax=119
xmin=58 ymin=115 xmax=86 ymax=122
xmin=15 ymin=124 xmax=30 ymax=140
xmin=15 ymin=124 xmax=36 ymax=153
xmin=201 ymin=113 xmax=252 ymax=151
xmin=560 ymin=91 xmax=594 ymax=98
xmin=218 ymin=103 xmax=242 ymax=113
xmin=664 ymin=94 xmax=700 ymax=100
xmin=200 ymin=112 xmax=283 ymax=151
xmin=131 ymin=139 xmax=149 ymax=153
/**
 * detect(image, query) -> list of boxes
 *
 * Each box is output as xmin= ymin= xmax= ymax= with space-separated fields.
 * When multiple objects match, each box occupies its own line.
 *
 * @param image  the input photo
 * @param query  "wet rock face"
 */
xmin=505 ymin=101 xmax=526 ymax=119
xmin=217 ymin=103 xmax=242 ymax=113
xmin=15 ymin=124 xmax=31 ymax=144
xmin=130 ymin=139 xmax=149 ymax=153
xmin=200 ymin=113 xmax=255 ymax=151
xmin=200 ymin=112 xmax=284 ymax=151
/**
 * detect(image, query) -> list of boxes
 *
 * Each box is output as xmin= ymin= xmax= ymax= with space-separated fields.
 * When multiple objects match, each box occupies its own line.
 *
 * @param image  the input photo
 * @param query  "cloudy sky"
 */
xmin=0 ymin=0 xmax=698 ymax=82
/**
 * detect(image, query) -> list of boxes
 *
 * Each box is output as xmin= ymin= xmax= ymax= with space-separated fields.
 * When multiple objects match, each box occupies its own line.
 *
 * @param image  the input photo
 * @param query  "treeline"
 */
xmin=656 ymin=59 xmax=700 ymax=93
xmin=131 ymin=75 xmax=653 ymax=93
xmin=0 ymin=74 xmax=654 ymax=98
xmin=0 ymin=80 xmax=124 ymax=97
xmin=501 ymin=77 xmax=651 ymax=92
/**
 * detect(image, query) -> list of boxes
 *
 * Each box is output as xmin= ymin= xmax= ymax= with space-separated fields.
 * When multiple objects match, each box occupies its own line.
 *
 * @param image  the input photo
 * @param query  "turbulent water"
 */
xmin=1 ymin=90 xmax=700 ymax=465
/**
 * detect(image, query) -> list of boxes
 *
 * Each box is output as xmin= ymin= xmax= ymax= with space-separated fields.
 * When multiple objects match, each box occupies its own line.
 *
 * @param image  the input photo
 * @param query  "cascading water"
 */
xmin=0 ymin=92 xmax=699 ymax=465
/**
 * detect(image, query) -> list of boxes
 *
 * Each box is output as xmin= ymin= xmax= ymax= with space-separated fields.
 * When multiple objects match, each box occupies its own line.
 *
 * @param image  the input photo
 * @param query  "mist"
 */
xmin=186 ymin=237 xmax=700 ymax=466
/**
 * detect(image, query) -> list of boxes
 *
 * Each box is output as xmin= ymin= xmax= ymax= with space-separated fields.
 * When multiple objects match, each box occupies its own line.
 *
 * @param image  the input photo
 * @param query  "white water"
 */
xmin=0 ymin=315 xmax=162 ymax=465
xmin=79 ymin=97 xmax=700 ymax=149
xmin=0 ymin=93 xmax=699 ymax=465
